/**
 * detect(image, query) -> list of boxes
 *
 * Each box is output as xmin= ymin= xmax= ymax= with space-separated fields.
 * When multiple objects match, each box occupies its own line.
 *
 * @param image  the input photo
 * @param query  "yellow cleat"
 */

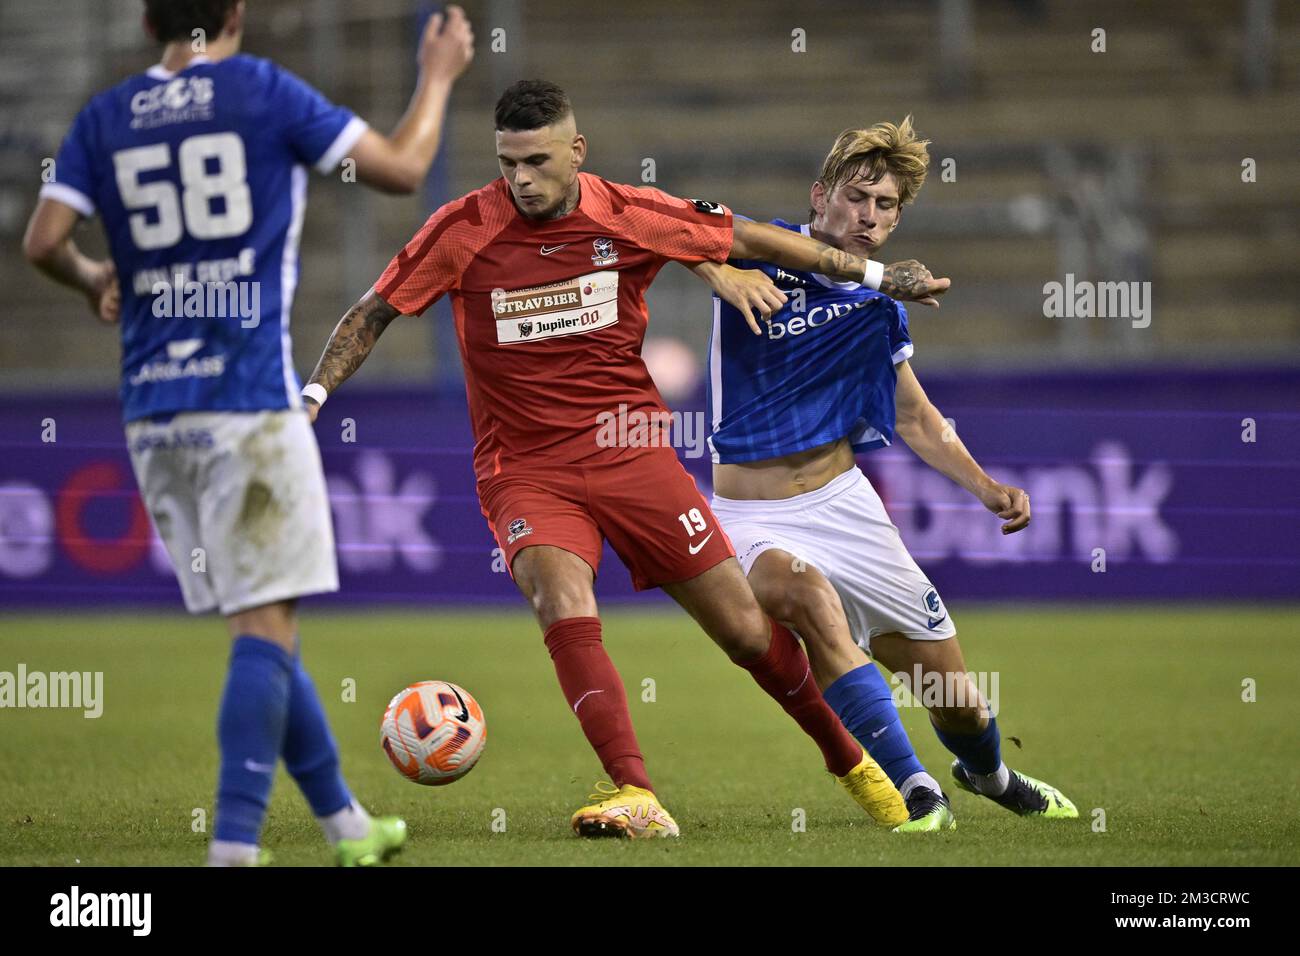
xmin=570 ymin=782 xmax=681 ymax=839
xmin=838 ymin=750 xmax=910 ymax=827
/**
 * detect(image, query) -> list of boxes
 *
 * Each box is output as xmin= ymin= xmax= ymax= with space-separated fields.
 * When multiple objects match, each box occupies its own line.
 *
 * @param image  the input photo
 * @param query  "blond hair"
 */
xmin=815 ymin=116 xmax=930 ymax=207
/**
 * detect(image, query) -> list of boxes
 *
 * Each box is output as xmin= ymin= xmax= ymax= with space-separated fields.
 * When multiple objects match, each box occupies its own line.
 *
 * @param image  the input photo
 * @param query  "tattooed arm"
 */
xmin=729 ymin=218 xmax=950 ymax=307
xmin=303 ymin=290 xmax=400 ymax=421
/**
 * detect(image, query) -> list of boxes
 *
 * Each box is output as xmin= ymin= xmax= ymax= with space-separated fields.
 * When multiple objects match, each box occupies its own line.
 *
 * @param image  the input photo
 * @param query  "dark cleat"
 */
xmin=951 ymin=760 xmax=1078 ymax=818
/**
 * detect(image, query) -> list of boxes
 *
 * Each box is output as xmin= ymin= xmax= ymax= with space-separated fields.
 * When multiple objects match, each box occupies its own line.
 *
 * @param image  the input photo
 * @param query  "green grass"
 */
xmin=2 ymin=606 xmax=1298 ymax=866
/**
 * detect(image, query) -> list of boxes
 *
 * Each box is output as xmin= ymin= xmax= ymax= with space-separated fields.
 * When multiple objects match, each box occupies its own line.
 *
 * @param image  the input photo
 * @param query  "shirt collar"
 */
xmin=146 ymin=55 xmax=212 ymax=80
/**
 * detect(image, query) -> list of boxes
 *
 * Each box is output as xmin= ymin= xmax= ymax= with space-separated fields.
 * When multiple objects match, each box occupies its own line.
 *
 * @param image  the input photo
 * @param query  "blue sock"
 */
xmin=215 ymin=636 xmax=293 ymax=845
xmin=823 ymin=663 xmax=927 ymax=790
xmin=283 ymin=654 xmax=352 ymax=818
xmin=934 ymin=715 xmax=1002 ymax=775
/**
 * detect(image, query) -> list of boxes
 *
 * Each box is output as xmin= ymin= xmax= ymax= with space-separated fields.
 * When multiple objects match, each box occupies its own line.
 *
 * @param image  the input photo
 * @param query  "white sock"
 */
xmin=899 ymin=771 xmax=943 ymax=801
xmin=968 ymin=761 xmax=1012 ymax=797
xmin=206 ymin=839 xmax=261 ymax=867
xmin=319 ymin=799 xmax=371 ymax=844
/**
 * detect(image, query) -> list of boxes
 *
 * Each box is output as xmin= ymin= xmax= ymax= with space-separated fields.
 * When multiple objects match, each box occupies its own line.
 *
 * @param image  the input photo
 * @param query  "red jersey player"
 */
xmin=303 ymin=80 xmax=950 ymax=838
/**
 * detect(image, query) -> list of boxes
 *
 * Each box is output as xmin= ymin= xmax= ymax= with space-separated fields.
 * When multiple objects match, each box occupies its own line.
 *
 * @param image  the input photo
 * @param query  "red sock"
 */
xmin=542 ymin=617 xmax=654 ymax=792
xmin=736 ymin=620 xmax=862 ymax=776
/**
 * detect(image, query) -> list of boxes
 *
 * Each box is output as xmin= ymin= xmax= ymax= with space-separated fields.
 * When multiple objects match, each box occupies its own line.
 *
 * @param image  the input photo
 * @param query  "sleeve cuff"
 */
xmin=892 ymin=343 xmax=914 ymax=365
xmin=710 ymin=209 xmax=735 ymax=263
xmin=39 ymin=182 xmax=95 ymax=217
xmin=314 ymin=116 xmax=369 ymax=174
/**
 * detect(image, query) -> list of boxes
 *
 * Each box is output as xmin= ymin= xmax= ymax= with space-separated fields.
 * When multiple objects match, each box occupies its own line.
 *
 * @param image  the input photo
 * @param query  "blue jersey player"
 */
xmin=693 ymin=118 xmax=1077 ymax=830
xmin=22 ymin=0 xmax=475 ymax=865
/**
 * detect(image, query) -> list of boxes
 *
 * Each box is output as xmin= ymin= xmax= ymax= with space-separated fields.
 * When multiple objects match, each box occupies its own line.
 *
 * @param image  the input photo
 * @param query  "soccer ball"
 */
xmin=380 ymin=681 xmax=486 ymax=786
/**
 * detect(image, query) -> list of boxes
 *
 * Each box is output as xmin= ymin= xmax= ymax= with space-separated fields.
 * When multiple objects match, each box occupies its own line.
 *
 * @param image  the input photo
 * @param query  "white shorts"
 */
xmin=125 ymin=409 xmax=339 ymax=616
xmin=711 ymin=466 xmax=956 ymax=651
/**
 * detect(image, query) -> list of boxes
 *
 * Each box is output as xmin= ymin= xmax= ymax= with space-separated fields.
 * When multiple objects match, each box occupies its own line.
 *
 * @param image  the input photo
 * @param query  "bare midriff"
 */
xmin=712 ymin=436 xmax=856 ymax=501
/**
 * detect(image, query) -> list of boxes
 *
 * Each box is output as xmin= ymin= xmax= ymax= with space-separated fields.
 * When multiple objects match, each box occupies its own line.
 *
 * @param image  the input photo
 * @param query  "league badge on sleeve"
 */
xmin=691 ymin=199 xmax=724 ymax=215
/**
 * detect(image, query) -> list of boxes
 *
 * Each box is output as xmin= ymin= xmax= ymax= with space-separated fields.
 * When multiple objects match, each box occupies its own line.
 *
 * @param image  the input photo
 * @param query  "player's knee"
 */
xmin=763 ymin=572 xmax=841 ymax=646
xmin=759 ymin=584 xmax=796 ymax=625
xmin=512 ymin=549 xmax=597 ymax=628
xmin=225 ymin=599 xmax=298 ymax=650
xmin=526 ymin=581 xmax=596 ymax=630
xmin=715 ymin=604 xmax=774 ymax=661
xmin=789 ymin=576 xmax=843 ymax=639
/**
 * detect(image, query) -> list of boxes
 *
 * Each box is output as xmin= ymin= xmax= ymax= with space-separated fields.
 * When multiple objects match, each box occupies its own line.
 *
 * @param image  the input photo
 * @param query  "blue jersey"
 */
xmin=41 ymin=54 xmax=366 ymax=422
xmin=706 ymin=220 xmax=913 ymax=464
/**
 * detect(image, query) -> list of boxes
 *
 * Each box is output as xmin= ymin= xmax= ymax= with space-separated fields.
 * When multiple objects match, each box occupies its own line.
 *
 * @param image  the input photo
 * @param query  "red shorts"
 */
xmin=479 ymin=446 xmax=735 ymax=590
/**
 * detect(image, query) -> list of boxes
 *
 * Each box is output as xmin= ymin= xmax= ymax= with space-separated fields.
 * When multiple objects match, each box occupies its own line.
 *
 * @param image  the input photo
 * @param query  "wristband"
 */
xmin=862 ymin=259 xmax=885 ymax=291
xmin=302 ymin=383 xmax=329 ymax=407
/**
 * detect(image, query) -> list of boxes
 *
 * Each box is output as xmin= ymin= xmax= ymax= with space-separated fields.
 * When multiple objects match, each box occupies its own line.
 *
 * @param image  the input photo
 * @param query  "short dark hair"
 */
xmin=494 ymin=80 xmax=573 ymax=132
xmin=142 ymin=0 xmax=240 ymax=44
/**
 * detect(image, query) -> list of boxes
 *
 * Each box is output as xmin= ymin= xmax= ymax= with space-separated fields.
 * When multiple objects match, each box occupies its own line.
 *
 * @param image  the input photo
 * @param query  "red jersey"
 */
xmin=373 ymin=172 xmax=733 ymax=484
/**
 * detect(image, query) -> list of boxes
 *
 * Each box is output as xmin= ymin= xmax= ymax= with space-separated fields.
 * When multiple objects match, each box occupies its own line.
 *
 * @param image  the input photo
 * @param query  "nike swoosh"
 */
xmin=449 ymin=685 xmax=470 ymax=721
xmin=572 ymin=689 xmax=605 ymax=713
xmin=926 ymin=614 xmax=948 ymax=630
xmin=871 ymin=725 xmax=890 ymax=739
xmin=687 ymin=530 xmax=715 ymax=555
xmin=785 ymin=664 xmax=811 ymax=697
xmin=243 ymin=759 xmax=276 ymax=775
xmin=540 ymin=244 xmax=569 ymax=255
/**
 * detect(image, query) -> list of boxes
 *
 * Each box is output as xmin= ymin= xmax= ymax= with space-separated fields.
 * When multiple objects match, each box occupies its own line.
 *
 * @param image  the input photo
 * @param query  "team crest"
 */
xmin=507 ymin=517 xmax=534 ymax=545
xmin=591 ymin=237 xmax=619 ymax=267
xmin=921 ymin=585 xmax=947 ymax=630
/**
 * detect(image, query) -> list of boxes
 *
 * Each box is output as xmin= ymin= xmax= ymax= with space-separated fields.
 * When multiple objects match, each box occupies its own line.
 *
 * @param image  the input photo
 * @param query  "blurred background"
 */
xmin=1 ymin=0 xmax=1297 ymax=606
xmin=3 ymin=0 xmax=1298 ymax=388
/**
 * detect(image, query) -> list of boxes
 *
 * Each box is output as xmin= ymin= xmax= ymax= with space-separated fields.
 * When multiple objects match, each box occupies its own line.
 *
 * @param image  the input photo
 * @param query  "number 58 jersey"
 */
xmin=41 ymin=54 xmax=366 ymax=422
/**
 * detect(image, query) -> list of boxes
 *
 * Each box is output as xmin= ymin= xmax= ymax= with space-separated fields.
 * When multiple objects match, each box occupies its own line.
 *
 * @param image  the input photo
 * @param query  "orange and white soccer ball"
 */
xmin=380 ymin=681 xmax=486 ymax=786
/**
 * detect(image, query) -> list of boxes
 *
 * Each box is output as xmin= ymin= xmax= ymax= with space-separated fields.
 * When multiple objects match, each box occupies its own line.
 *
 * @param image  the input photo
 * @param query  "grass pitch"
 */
xmin=2 ymin=606 xmax=1298 ymax=866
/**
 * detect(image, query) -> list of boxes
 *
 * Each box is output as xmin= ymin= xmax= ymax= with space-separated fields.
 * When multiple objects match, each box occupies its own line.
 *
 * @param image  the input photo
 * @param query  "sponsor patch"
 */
xmin=493 ymin=271 xmax=619 ymax=344
xmin=130 ymin=76 xmax=215 ymax=129
xmin=129 ymin=354 xmax=225 ymax=386
xmin=129 ymin=427 xmax=216 ymax=454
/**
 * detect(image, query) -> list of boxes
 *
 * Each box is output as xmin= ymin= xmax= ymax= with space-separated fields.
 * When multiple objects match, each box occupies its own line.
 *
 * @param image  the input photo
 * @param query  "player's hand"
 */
xmin=881 ymin=259 xmax=950 ymax=308
xmin=418 ymin=5 xmax=475 ymax=84
xmin=86 ymin=260 xmax=120 ymax=324
xmin=304 ymin=399 xmax=320 ymax=424
xmin=979 ymin=481 xmax=1030 ymax=534
xmin=712 ymin=265 xmax=788 ymax=336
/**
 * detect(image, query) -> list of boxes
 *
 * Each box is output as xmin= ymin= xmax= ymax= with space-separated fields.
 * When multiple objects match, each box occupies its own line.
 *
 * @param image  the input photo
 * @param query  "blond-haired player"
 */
xmin=693 ymin=118 xmax=1077 ymax=829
